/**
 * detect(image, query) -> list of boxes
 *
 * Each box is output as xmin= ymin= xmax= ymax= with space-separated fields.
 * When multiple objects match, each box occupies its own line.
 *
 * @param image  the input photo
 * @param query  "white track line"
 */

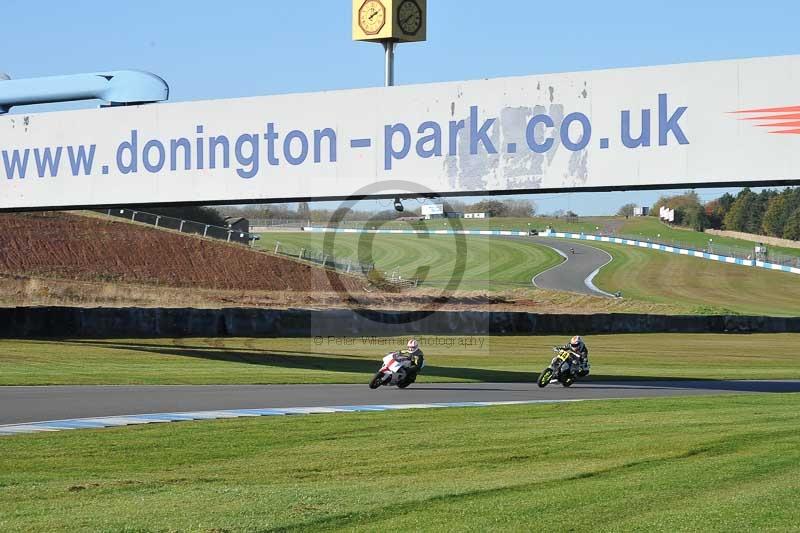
xmin=0 ymin=400 xmax=590 ymax=437
xmin=531 ymin=246 xmax=569 ymax=289
xmin=582 ymin=246 xmax=617 ymax=298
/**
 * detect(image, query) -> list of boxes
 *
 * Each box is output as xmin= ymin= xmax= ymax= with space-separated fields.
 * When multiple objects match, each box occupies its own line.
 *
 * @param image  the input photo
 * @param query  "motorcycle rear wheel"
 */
xmin=561 ymin=376 xmax=574 ymax=387
xmin=368 ymin=372 xmax=384 ymax=389
xmin=537 ymin=368 xmax=553 ymax=388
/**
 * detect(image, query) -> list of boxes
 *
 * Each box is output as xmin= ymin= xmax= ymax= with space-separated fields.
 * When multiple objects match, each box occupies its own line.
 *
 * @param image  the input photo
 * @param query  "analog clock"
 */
xmin=397 ymin=0 xmax=422 ymax=36
xmin=358 ymin=0 xmax=386 ymax=35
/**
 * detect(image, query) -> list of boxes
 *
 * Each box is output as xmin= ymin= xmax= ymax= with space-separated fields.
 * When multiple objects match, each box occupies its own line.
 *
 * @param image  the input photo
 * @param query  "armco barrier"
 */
xmin=303 ymin=227 xmax=800 ymax=276
xmin=1 ymin=307 xmax=798 ymax=338
xmin=541 ymin=231 xmax=800 ymax=275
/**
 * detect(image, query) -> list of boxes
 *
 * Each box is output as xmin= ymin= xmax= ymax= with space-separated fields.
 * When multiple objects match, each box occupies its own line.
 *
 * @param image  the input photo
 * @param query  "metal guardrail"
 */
xmin=592 ymin=231 xmax=800 ymax=267
xmin=271 ymin=241 xmax=418 ymax=288
xmin=272 ymin=240 xmax=375 ymax=275
xmin=99 ymin=208 xmax=261 ymax=246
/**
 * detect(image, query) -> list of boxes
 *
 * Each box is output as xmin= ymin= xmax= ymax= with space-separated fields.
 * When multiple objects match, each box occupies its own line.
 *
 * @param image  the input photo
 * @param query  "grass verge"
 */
xmin=585 ymin=241 xmax=800 ymax=316
xmin=2 ymin=334 xmax=800 ymax=385
xmin=257 ymin=232 xmax=563 ymax=289
xmin=1 ymin=394 xmax=798 ymax=531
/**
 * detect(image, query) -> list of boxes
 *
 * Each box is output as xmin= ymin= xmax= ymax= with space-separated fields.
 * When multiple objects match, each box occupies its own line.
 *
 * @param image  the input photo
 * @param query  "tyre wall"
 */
xmin=1 ymin=307 xmax=798 ymax=338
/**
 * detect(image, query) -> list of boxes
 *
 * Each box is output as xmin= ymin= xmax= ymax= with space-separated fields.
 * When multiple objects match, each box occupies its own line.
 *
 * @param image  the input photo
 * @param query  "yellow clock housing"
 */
xmin=352 ymin=0 xmax=427 ymax=43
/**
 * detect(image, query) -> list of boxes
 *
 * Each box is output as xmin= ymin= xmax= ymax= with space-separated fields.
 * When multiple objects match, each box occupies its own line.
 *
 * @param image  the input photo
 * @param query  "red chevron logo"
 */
xmin=731 ymin=105 xmax=800 ymax=134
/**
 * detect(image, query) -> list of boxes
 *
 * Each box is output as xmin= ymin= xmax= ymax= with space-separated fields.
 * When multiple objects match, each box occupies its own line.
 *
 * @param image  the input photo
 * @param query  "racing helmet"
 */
xmin=407 ymin=339 xmax=420 ymax=353
xmin=570 ymin=335 xmax=584 ymax=351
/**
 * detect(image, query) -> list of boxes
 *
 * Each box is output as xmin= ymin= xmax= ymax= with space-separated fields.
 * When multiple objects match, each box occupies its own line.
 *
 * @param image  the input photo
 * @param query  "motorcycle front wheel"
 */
xmin=368 ymin=372 xmax=384 ymax=389
xmin=537 ymin=368 xmax=553 ymax=388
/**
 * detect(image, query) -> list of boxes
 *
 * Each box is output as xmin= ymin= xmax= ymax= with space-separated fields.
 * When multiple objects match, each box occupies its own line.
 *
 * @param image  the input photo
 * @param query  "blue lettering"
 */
xmin=2 ymin=149 xmax=29 ymax=179
xmin=67 ymin=145 xmax=95 ymax=176
xmin=264 ymin=123 xmax=280 ymax=165
xmin=560 ymin=112 xmax=591 ymax=151
xmin=314 ymin=128 xmax=337 ymax=163
xmin=621 ymin=109 xmax=651 ymax=148
xmin=142 ymin=140 xmax=165 ymax=173
xmin=34 ymin=147 xmax=62 ymax=177
xmin=170 ymin=138 xmax=191 ymax=171
xmin=526 ymin=114 xmax=555 ymax=154
xmin=469 ymin=106 xmax=497 ymax=155
xmin=116 ymin=130 xmax=138 ymax=174
xmin=416 ymin=121 xmax=442 ymax=158
xmin=196 ymin=125 xmax=205 ymax=170
xmin=209 ymin=136 xmax=230 ymax=169
xmin=235 ymin=134 xmax=259 ymax=179
xmin=384 ymin=123 xmax=411 ymax=170
xmin=448 ymin=120 xmax=465 ymax=156
xmin=284 ymin=130 xmax=309 ymax=166
xmin=658 ymin=93 xmax=689 ymax=146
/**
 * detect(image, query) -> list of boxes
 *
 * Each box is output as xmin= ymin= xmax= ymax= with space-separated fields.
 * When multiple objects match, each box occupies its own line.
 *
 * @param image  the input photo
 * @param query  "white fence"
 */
xmin=302 ymin=227 xmax=800 ymax=276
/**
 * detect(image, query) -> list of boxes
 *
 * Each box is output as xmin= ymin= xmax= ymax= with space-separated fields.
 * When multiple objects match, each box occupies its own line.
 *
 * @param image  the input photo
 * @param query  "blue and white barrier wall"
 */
xmin=540 ymin=231 xmax=800 ymax=275
xmin=302 ymin=227 xmax=800 ymax=276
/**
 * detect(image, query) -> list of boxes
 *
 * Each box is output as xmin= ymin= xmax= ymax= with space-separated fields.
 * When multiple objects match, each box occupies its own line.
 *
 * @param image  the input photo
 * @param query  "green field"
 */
xmin=615 ymin=216 xmax=800 ymax=258
xmin=331 ymin=215 xmax=800 ymax=258
xmin=587 ymin=241 xmax=800 ymax=316
xmin=258 ymin=228 xmax=800 ymax=315
xmin=331 ymin=215 xmax=617 ymax=234
xmin=2 ymin=334 xmax=800 ymax=385
xmin=258 ymin=232 xmax=562 ymax=288
xmin=2 ymin=394 xmax=798 ymax=531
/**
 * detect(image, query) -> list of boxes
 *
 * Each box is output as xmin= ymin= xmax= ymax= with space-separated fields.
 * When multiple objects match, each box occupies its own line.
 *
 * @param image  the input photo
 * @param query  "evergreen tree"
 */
xmin=762 ymin=194 xmax=792 ymax=237
xmin=723 ymin=188 xmax=756 ymax=231
xmin=782 ymin=207 xmax=800 ymax=241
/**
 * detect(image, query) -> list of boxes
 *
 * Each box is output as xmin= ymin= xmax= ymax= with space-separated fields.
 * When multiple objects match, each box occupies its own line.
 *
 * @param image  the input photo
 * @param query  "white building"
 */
xmin=421 ymin=204 xmax=444 ymax=220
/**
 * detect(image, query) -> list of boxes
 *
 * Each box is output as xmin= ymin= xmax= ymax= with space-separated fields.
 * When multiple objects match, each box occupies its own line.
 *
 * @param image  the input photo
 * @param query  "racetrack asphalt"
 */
xmin=3 ymin=380 xmax=800 ymax=425
xmin=519 ymin=237 xmax=613 ymax=297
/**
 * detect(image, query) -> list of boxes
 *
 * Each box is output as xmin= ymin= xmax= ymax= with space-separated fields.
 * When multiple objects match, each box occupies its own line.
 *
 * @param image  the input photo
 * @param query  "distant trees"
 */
xmin=503 ymin=199 xmax=537 ymax=217
xmin=617 ymin=203 xmax=637 ymax=217
xmin=782 ymin=208 xmax=800 ymax=240
xmin=143 ymin=206 xmax=226 ymax=226
xmin=650 ymin=191 xmax=708 ymax=231
xmin=469 ymin=200 xmax=508 ymax=217
xmin=663 ymin=187 xmax=800 ymax=241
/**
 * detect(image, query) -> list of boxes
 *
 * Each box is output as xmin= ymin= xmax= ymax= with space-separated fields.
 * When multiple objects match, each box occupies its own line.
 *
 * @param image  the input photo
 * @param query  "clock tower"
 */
xmin=352 ymin=0 xmax=427 ymax=87
xmin=352 ymin=0 xmax=427 ymax=43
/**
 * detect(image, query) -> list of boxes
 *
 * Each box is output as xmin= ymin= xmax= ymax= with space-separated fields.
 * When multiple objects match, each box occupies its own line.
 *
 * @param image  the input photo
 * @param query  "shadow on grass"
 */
xmin=42 ymin=340 xmax=800 ymax=392
xmin=62 ymin=340 xmax=535 ymax=383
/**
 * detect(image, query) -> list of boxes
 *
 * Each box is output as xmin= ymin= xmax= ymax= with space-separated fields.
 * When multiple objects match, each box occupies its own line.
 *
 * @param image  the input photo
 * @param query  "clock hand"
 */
xmin=369 ymin=10 xmax=379 ymax=20
xmin=402 ymin=14 xmax=416 ymax=25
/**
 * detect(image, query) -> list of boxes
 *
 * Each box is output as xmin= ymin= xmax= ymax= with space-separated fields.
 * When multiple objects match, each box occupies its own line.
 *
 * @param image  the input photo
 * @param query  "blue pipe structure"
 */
xmin=0 ymin=70 xmax=168 ymax=113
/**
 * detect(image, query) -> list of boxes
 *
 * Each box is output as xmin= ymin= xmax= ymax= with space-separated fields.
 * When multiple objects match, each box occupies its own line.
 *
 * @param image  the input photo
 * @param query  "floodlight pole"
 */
xmin=383 ymin=41 xmax=395 ymax=87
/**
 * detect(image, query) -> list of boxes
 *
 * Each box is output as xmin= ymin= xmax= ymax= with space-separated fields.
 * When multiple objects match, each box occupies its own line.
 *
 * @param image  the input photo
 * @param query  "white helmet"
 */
xmin=570 ymin=335 xmax=584 ymax=351
xmin=407 ymin=339 xmax=419 ymax=352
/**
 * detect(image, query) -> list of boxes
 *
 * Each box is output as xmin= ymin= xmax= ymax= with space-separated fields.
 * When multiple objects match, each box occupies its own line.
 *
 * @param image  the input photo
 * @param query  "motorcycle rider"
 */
xmin=560 ymin=335 xmax=590 ymax=377
xmin=400 ymin=339 xmax=425 ymax=378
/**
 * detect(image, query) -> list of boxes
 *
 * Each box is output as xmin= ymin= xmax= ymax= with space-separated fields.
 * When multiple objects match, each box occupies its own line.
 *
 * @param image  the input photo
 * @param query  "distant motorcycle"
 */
xmin=369 ymin=351 xmax=421 ymax=389
xmin=537 ymin=347 xmax=589 ymax=388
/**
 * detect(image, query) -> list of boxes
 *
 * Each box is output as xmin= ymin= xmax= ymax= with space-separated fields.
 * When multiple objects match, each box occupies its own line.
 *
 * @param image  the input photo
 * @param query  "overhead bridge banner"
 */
xmin=2 ymin=55 xmax=800 ymax=209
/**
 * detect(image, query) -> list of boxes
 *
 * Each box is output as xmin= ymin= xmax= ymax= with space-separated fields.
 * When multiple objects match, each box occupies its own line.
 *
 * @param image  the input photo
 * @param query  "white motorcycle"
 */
xmin=368 ymin=351 xmax=423 ymax=389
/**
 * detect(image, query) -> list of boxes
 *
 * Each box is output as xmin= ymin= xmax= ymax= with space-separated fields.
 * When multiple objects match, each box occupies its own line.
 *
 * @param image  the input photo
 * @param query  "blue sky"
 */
xmin=2 ymin=0 xmax=797 ymax=214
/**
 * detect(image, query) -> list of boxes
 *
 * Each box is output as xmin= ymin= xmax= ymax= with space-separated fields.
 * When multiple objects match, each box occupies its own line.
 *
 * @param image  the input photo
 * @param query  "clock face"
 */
xmin=359 ymin=0 xmax=386 ymax=35
xmin=397 ymin=0 xmax=422 ymax=35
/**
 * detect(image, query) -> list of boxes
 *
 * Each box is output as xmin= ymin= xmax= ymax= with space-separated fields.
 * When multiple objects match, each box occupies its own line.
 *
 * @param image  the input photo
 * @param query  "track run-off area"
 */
xmin=258 ymin=228 xmax=800 ymax=316
xmin=3 ymin=381 xmax=800 ymax=432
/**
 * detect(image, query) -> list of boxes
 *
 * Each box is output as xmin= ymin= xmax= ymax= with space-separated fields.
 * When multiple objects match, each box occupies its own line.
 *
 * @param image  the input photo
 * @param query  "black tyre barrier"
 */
xmin=0 ymin=307 xmax=799 ymax=338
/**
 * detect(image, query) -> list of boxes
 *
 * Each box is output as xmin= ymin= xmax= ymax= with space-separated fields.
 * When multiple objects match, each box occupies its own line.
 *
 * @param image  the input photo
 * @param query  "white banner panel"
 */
xmin=2 ymin=55 xmax=800 ymax=210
